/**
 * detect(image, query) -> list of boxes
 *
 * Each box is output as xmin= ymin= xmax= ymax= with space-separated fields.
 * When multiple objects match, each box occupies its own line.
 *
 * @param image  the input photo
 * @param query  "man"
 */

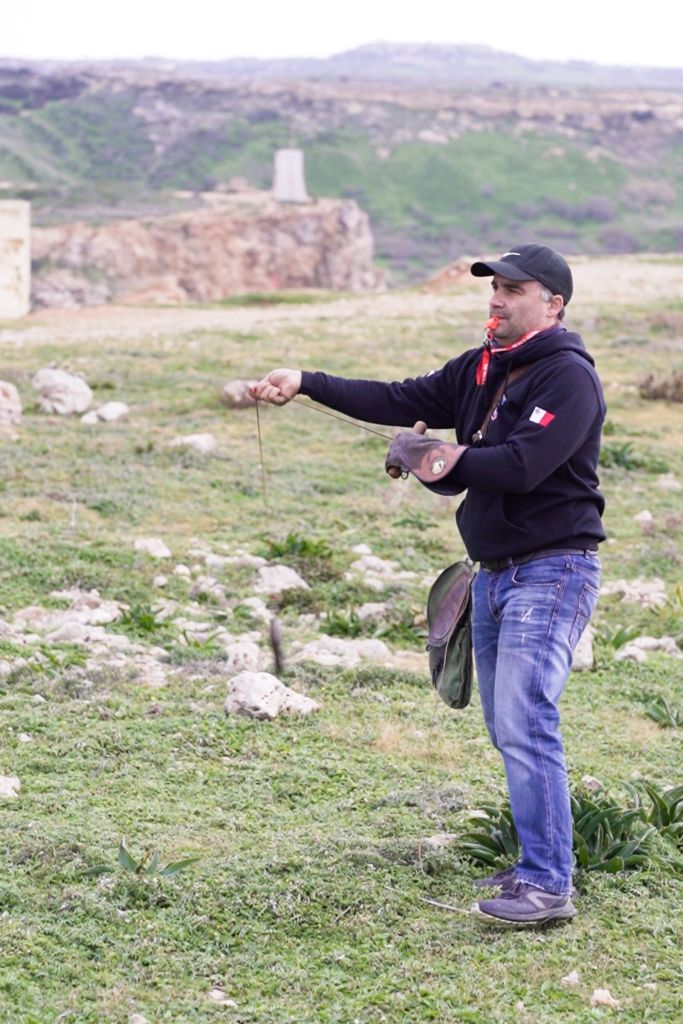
xmin=251 ymin=244 xmax=605 ymax=927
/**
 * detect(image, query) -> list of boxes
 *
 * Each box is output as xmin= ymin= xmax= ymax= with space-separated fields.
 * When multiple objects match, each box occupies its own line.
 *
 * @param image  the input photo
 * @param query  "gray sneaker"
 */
xmin=471 ymin=881 xmax=577 ymax=928
xmin=473 ymin=865 xmax=518 ymax=889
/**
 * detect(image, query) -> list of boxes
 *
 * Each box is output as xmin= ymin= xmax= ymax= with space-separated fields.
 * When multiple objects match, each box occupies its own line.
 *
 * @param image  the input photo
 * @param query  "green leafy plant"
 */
xmin=263 ymin=532 xmax=334 ymax=561
xmin=643 ymin=695 xmax=683 ymax=728
xmin=460 ymin=788 xmax=657 ymax=874
xmin=84 ymin=838 xmax=200 ymax=878
xmin=117 ymin=603 xmax=169 ymax=639
xmin=324 ymin=606 xmax=363 ymax=638
xmin=599 ymin=440 xmax=668 ymax=473
xmin=598 ymin=623 xmax=641 ymax=649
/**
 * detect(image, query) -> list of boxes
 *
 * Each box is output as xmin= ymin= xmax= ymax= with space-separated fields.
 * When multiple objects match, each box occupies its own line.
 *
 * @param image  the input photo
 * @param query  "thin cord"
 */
xmin=291 ymin=396 xmax=395 ymax=441
xmin=254 ymin=400 xmax=269 ymax=510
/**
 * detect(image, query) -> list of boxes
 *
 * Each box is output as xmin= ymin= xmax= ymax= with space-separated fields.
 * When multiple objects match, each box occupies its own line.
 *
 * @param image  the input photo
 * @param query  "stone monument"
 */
xmin=273 ymin=149 xmax=309 ymax=203
xmin=0 ymin=200 xmax=30 ymax=318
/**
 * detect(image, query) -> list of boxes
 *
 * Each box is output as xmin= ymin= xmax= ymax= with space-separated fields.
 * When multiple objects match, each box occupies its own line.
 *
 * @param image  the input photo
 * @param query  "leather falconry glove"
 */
xmin=385 ymin=422 xmax=468 ymax=495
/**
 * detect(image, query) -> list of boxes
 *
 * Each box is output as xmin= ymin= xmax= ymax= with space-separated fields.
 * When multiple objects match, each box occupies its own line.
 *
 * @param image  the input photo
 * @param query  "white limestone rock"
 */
xmin=134 ymin=537 xmax=171 ymax=559
xmin=224 ymin=671 xmax=319 ymax=720
xmin=590 ymin=988 xmax=620 ymax=1010
xmin=601 ymin=577 xmax=667 ymax=609
xmin=238 ymin=597 xmax=273 ymax=623
xmin=346 ymin=553 xmax=416 ymax=591
xmin=0 ymin=381 xmax=21 ymax=427
xmin=571 ymin=625 xmax=594 ymax=672
xmin=80 ymin=410 xmax=99 ymax=425
xmin=169 ymin=433 xmax=218 ymax=455
xmin=254 ymin=565 xmax=309 ymax=595
xmin=421 ymin=832 xmax=458 ymax=851
xmin=173 ymin=563 xmax=191 ymax=577
xmin=32 ymin=368 xmax=92 ymax=415
xmin=0 ymin=775 xmax=21 ymax=799
xmin=357 ymin=601 xmax=389 ymax=621
xmin=222 ymin=641 xmax=262 ymax=675
xmin=615 ymin=635 xmax=681 ymax=663
xmin=634 ymin=509 xmax=655 ymax=534
xmin=96 ymin=401 xmax=130 ymax=422
xmin=225 ymin=552 xmax=268 ymax=569
xmin=292 ymin=634 xmax=390 ymax=668
xmin=657 ymin=474 xmax=682 ymax=493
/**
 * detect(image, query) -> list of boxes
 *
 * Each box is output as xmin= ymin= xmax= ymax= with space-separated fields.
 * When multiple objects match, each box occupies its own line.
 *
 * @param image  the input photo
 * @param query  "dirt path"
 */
xmin=1 ymin=254 xmax=680 ymax=347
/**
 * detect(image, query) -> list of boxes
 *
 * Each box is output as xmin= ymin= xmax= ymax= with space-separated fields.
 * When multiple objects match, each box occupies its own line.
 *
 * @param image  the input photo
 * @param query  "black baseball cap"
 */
xmin=470 ymin=244 xmax=573 ymax=305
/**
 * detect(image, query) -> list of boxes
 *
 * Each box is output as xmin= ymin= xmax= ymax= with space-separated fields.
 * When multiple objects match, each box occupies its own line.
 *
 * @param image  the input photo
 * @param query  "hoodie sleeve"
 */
xmin=300 ymin=362 xmax=461 ymax=429
xmin=448 ymin=361 xmax=604 ymax=492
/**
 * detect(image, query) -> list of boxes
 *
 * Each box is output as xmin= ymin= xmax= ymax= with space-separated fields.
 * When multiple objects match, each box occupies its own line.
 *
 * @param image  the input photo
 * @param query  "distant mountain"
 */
xmin=1 ymin=48 xmax=682 ymax=281
xmin=53 ymin=42 xmax=683 ymax=89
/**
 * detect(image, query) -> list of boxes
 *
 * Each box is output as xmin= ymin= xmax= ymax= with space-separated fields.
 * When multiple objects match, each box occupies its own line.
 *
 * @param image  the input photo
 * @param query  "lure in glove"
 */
xmin=385 ymin=421 xmax=469 ymax=495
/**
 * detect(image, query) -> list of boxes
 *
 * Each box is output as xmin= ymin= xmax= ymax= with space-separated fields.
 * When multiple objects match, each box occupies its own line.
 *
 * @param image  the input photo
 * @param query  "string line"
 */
xmin=254 ymin=400 xmax=269 ymax=509
xmin=291 ymin=397 xmax=394 ymax=441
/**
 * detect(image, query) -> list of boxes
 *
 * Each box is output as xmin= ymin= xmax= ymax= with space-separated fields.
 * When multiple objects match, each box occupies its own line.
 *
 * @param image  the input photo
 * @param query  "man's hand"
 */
xmin=249 ymin=368 xmax=302 ymax=406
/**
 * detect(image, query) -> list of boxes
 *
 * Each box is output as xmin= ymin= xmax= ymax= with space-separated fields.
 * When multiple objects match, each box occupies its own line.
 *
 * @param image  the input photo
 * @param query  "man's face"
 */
xmin=488 ymin=274 xmax=562 ymax=341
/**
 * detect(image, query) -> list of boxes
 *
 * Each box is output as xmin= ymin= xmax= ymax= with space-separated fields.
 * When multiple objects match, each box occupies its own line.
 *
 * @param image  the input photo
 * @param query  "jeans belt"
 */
xmin=479 ymin=547 xmax=598 ymax=572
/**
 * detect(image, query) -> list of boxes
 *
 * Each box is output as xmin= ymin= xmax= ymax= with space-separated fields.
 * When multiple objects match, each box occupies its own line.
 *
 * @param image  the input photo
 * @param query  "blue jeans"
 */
xmin=471 ymin=552 xmax=601 ymax=894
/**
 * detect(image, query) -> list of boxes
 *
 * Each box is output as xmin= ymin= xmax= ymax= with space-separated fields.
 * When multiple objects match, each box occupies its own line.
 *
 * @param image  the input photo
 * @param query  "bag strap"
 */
xmin=471 ymin=364 xmax=530 ymax=444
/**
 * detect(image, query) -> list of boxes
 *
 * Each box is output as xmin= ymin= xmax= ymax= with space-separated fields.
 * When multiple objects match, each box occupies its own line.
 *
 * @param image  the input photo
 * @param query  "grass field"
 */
xmin=0 ymin=261 xmax=682 ymax=1022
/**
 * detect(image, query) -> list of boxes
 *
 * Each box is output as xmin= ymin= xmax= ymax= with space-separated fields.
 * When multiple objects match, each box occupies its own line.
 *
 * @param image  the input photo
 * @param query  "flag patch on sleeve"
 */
xmin=529 ymin=407 xmax=555 ymax=427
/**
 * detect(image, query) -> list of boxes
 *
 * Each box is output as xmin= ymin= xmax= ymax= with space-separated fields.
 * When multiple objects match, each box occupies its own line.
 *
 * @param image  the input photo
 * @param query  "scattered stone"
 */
xmin=0 ymin=775 xmax=21 ymax=799
xmin=18 ymin=733 xmax=32 ymax=743
xmin=225 ymin=671 xmax=319 ymax=720
xmin=238 ymin=597 xmax=273 ymax=623
xmin=153 ymin=575 xmax=168 ymax=588
xmin=222 ymin=379 xmax=256 ymax=409
xmin=80 ymin=410 xmax=99 ymax=425
xmin=0 ymin=659 xmax=13 ymax=681
xmin=634 ymin=509 xmax=655 ymax=534
xmin=134 ymin=537 xmax=171 ymax=559
xmin=169 ymin=432 xmax=218 ymax=455
xmin=581 ymin=775 xmax=604 ymax=792
xmin=129 ymin=1014 xmax=150 ymax=1024
xmin=32 ymin=694 xmax=47 ymax=704
xmin=657 ymin=474 xmax=682 ymax=493
xmin=561 ymin=970 xmax=581 ymax=987
xmin=615 ymin=635 xmax=682 ymax=663
xmin=32 ymin=367 xmax=92 ymax=415
xmin=571 ymin=625 xmax=594 ymax=672
xmin=601 ymin=577 xmax=667 ymax=609
xmin=173 ymin=564 xmax=191 ymax=577
xmin=346 ymin=553 xmax=416 ymax=592
xmin=222 ymin=641 xmax=262 ymax=675
xmin=292 ymin=634 xmax=390 ymax=668
xmin=254 ymin=565 xmax=309 ymax=596
xmin=590 ymin=988 xmax=620 ymax=1009
xmin=96 ymin=400 xmax=129 ymax=422
xmin=207 ymin=988 xmax=237 ymax=1006
xmin=13 ymin=589 xmax=124 ymax=633
xmin=189 ymin=575 xmax=227 ymax=604
xmin=205 ymin=553 xmax=230 ymax=572
xmin=224 ymin=551 xmax=268 ymax=569
xmin=421 ymin=832 xmax=458 ymax=851
xmin=357 ymin=601 xmax=389 ymax=621
xmin=0 ymin=380 xmax=21 ymax=429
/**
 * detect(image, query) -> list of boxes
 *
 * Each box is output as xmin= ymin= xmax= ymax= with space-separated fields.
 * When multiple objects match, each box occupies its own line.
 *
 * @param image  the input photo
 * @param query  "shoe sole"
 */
xmin=470 ymin=902 xmax=577 ymax=928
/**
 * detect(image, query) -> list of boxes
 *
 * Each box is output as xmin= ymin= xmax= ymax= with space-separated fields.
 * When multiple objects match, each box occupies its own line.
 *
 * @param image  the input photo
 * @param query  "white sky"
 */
xmin=4 ymin=0 xmax=681 ymax=68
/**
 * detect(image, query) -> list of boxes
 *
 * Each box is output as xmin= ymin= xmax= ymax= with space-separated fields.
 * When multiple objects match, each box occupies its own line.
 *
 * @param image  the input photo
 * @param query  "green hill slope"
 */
xmin=1 ymin=61 xmax=682 ymax=280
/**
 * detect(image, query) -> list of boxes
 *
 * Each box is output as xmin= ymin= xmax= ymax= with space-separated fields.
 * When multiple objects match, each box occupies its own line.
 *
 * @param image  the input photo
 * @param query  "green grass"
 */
xmin=0 ymin=273 xmax=682 ymax=1021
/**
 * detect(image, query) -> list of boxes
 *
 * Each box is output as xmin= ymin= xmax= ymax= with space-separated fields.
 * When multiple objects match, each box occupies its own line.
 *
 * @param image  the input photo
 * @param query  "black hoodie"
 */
xmin=300 ymin=325 xmax=606 ymax=561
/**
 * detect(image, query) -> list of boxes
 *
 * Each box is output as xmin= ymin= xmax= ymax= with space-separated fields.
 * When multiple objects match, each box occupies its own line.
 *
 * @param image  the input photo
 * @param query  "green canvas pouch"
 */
xmin=426 ymin=560 xmax=477 ymax=709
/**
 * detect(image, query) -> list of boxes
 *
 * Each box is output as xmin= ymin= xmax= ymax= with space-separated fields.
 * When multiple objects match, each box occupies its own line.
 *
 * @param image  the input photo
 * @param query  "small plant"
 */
xmin=459 ymin=788 xmax=657 ymax=874
xmin=84 ymin=838 xmax=200 ymax=878
xmin=263 ymin=532 xmax=334 ymax=561
xmin=117 ymin=603 xmax=169 ymax=639
xmin=643 ymin=695 xmax=683 ymax=728
xmin=639 ymin=372 xmax=683 ymax=403
xmin=324 ymin=606 xmax=363 ymax=638
xmin=599 ymin=440 xmax=668 ymax=473
xmin=598 ymin=623 xmax=640 ymax=649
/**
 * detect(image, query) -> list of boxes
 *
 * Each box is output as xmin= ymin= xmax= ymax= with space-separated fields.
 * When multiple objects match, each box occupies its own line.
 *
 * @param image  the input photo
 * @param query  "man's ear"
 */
xmin=548 ymin=294 xmax=564 ymax=319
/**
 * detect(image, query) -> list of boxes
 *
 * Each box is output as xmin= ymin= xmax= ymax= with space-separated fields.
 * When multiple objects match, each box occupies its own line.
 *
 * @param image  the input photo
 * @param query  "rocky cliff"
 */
xmin=31 ymin=192 xmax=385 ymax=307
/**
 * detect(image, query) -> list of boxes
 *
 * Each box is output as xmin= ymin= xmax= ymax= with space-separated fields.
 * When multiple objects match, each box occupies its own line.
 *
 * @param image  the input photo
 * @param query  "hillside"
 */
xmin=1 ymin=48 xmax=683 ymax=281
